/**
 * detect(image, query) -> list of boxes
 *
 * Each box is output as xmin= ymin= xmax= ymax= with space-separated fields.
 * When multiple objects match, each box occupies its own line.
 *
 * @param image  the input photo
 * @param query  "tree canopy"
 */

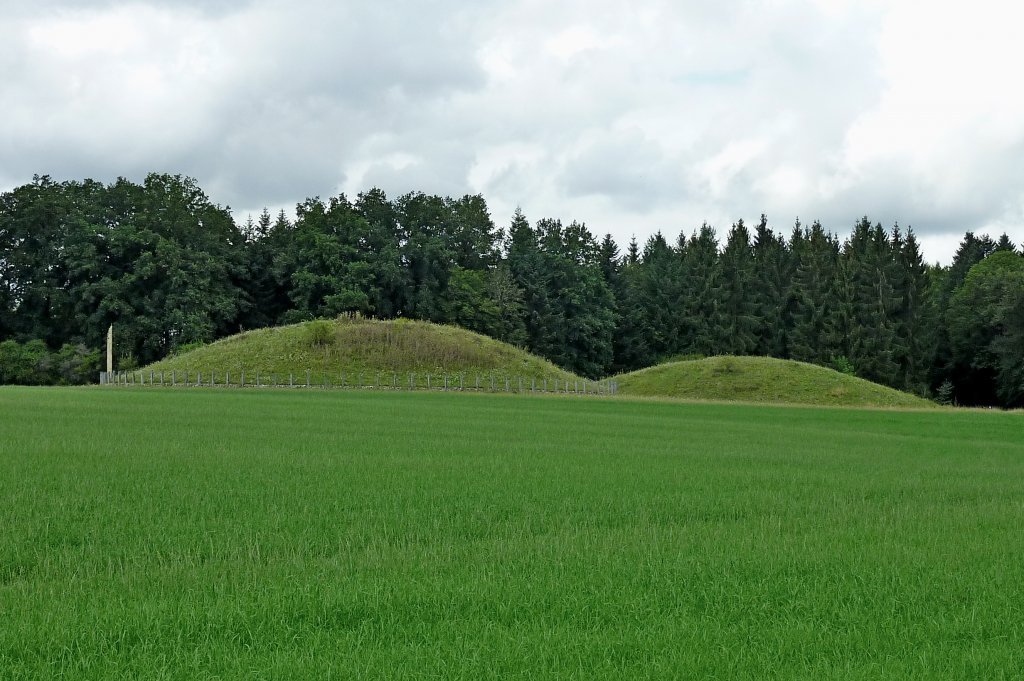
xmin=2 ymin=174 xmax=1021 ymax=404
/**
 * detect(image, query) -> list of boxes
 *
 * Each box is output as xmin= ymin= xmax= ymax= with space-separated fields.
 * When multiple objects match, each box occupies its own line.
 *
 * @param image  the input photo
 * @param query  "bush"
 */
xmin=305 ymin=320 xmax=336 ymax=348
xmin=0 ymin=339 xmax=101 ymax=385
xmin=172 ymin=341 xmax=206 ymax=357
xmin=831 ymin=355 xmax=856 ymax=376
xmin=54 ymin=344 xmax=102 ymax=384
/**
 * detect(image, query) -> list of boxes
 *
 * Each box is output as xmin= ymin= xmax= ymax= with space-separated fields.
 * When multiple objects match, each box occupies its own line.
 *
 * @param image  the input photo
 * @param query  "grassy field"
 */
xmin=1 ymin=387 xmax=1022 ymax=679
xmin=615 ymin=355 xmax=934 ymax=408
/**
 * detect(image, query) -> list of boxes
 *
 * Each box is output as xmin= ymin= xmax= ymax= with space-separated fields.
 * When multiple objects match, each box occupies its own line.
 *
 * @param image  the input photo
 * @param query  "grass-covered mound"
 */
xmin=145 ymin=317 xmax=581 ymax=386
xmin=615 ymin=355 xmax=935 ymax=408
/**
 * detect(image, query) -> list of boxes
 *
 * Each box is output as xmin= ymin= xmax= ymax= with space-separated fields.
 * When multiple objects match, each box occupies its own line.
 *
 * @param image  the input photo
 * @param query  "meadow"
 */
xmin=1 ymin=386 xmax=1022 ymax=679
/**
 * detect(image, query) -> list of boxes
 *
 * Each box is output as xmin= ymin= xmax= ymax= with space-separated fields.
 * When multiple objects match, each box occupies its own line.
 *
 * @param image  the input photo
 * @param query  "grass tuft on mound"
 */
xmin=615 ymin=355 xmax=935 ymax=408
xmin=145 ymin=317 xmax=581 ymax=385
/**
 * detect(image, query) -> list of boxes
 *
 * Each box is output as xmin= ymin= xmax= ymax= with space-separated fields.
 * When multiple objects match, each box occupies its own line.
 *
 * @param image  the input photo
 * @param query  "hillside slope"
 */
xmin=145 ymin=318 xmax=582 ymax=387
xmin=615 ymin=356 xmax=935 ymax=408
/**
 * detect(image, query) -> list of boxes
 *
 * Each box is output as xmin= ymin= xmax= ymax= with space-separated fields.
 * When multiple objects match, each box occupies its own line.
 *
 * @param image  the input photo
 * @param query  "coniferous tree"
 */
xmin=241 ymin=209 xmax=293 ymax=328
xmin=717 ymin=219 xmax=759 ymax=355
xmin=845 ymin=219 xmax=900 ymax=385
xmin=506 ymin=209 xmax=558 ymax=361
xmin=486 ymin=263 xmax=528 ymax=347
xmin=637 ymin=232 xmax=679 ymax=359
xmin=823 ymin=254 xmax=856 ymax=367
xmin=538 ymin=219 xmax=615 ymax=378
xmin=994 ymin=233 xmax=1018 ymax=254
xmin=677 ymin=224 xmax=722 ymax=356
xmin=751 ymin=215 xmax=791 ymax=357
xmin=787 ymin=221 xmax=838 ymax=364
xmin=611 ymin=253 xmax=655 ymax=372
xmin=892 ymin=226 xmax=935 ymax=394
xmin=625 ymin=235 xmax=640 ymax=265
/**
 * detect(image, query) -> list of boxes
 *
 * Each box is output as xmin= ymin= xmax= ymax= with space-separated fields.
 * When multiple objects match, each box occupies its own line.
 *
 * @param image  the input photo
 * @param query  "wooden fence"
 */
xmin=99 ymin=370 xmax=618 ymax=396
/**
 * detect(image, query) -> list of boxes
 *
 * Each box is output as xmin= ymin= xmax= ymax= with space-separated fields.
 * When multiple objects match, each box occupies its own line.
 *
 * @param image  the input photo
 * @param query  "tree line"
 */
xmin=2 ymin=173 xmax=1022 ymax=406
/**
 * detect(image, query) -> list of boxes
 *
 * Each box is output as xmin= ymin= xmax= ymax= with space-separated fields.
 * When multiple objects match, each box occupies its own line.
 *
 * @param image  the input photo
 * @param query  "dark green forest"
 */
xmin=1 ymin=173 xmax=1022 ymax=407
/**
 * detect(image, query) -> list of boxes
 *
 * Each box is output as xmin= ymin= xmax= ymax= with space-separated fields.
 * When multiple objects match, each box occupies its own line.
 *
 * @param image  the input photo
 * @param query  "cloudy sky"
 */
xmin=2 ymin=0 xmax=1022 ymax=263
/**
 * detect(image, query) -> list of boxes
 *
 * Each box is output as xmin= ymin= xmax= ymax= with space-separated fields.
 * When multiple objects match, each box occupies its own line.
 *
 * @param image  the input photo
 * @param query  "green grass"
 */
xmin=144 ymin=318 xmax=581 ymax=388
xmin=615 ymin=355 xmax=935 ymax=408
xmin=2 ymin=387 xmax=1022 ymax=679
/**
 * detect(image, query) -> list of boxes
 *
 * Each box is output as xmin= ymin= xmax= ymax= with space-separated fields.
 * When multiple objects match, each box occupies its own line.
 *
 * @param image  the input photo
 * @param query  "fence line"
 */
xmin=98 ymin=370 xmax=619 ymax=396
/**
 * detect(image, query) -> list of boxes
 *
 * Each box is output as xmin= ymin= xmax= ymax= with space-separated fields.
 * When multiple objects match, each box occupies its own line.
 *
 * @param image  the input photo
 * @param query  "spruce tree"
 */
xmin=892 ymin=226 xmax=935 ymax=394
xmin=751 ymin=215 xmax=791 ymax=357
xmin=787 ymin=221 xmax=838 ymax=365
xmin=995 ymin=233 xmax=1018 ymax=254
xmin=717 ymin=220 xmax=759 ymax=355
xmin=505 ymin=209 xmax=558 ymax=360
xmin=678 ymin=224 xmax=722 ymax=356
xmin=845 ymin=218 xmax=900 ymax=385
xmin=638 ymin=232 xmax=679 ymax=359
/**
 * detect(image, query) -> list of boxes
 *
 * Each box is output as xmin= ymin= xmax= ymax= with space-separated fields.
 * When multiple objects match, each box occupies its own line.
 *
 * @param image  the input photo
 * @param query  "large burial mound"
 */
xmin=145 ymin=318 xmax=582 ymax=387
xmin=614 ymin=355 xmax=935 ymax=408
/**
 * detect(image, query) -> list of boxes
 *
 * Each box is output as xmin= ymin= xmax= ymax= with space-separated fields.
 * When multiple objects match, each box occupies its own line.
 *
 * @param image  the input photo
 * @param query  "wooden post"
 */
xmin=306 ymin=370 xmax=311 ymax=387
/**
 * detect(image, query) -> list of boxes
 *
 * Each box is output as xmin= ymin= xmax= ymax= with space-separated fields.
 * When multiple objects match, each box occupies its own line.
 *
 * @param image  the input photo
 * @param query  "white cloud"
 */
xmin=1 ymin=0 xmax=1022 ymax=261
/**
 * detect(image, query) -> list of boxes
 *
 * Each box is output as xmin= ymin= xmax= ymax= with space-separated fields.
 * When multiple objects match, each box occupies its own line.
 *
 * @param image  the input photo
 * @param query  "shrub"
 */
xmin=0 ymin=339 xmax=101 ymax=385
xmin=173 ymin=341 xmax=206 ymax=357
xmin=831 ymin=355 xmax=856 ymax=376
xmin=305 ymin=320 xmax=336 ymax=348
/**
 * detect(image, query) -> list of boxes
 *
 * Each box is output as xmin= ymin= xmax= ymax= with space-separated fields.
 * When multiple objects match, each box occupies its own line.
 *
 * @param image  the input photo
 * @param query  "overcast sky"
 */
xmin=2 ymin=0 xmax=1022 ymax=264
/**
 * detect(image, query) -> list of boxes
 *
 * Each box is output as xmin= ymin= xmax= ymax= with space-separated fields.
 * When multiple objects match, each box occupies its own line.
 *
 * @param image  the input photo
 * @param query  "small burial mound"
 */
xmin=144 ymin=317 xmax=582 ymax=388
xmin=614 ymin=355 xmax=935 ymax=408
